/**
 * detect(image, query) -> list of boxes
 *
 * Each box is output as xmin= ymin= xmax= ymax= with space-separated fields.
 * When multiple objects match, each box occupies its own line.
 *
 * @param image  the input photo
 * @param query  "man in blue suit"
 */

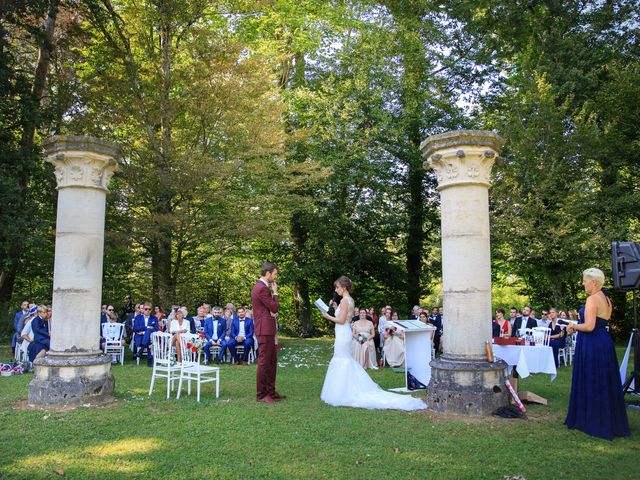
xmin=12 ymin=301 xmax=29 ymax=356
xmin=133 ymin=302 xmax=158 ymax=366
xmin=203 ymin=310 xmax=227 ymax=365
xmin=227 ymin=306 xmax=254 ymax=365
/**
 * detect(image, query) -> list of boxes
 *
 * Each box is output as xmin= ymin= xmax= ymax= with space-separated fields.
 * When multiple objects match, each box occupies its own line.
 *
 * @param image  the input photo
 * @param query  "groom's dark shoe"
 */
xmin=257 ymin=396 xmax=276 ymax=404
xmin=272 ymin=392 xmax=286 ymax=400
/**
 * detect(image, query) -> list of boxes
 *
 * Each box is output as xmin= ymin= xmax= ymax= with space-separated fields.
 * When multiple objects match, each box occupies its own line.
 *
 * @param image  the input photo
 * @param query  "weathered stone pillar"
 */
xmin=421 ymin=130 xmax=508 ymax=415
xmin=29 ymin=136 xmax=120 ymax=408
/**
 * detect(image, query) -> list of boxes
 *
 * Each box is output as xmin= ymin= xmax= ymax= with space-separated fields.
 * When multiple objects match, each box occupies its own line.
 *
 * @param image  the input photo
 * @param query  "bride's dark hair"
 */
xmin=334 ymin=276 xmax=353 ymax=294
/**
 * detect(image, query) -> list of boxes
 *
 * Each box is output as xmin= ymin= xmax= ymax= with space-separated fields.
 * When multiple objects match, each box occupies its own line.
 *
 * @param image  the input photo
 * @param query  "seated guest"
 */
xmin=19 ymin=305 xmax=39 ymax=360
xmin=170 ymin=307 xmax=191 ymax=363
xmin=133 ymin=302 xmax=158 ymax=365
xmin=100 ymin=305 xmax=124 ymax=347
xmin=352 ymin=308 xmax=376 ymax=369
xmin=203 ymin=309 xmax=227 ymax=364
xmin=428 ymin=307 xmax=443 ymax=353
xmin=226 ymin=302 xmax=238 ymax=320
xmin=548 ymin=308 xmax=566 ymax=367
xmin=124 ymin=303 xmax=141 ymax=339
xmin=227 ymin=307 xmax=254 ymax=365
xmin=492 ymin=319 xmax=501 ymax=338
xmin=154 ymin=306 xmax=165 ymax=323
xmin=418 ymin=311 xmax=440 ymax=349
xmin=183 ymin=306 xmax=194 ymax=331
xmin=12 ymin=301 xmax=30 ymax=356
xmin=190 ymin=306 xmax=206 ymax=334
xmin=495 ymin=308 xmax=511 ymax=337
xmin=511 ymin=305 xmax=537 ymax=337
xmin=537 ymin=309 xmax=551 ymax=328
xmin=28 ymin=305 xmax=50 ymax=362
xmin=382 ymin=311 xmax=404 ymax=367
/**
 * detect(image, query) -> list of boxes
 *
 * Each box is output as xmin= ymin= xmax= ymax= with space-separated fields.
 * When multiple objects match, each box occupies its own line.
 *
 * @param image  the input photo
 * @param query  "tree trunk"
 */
xmin=291 ymin=212 xmax=313 ymax=336
xmin=405 ymin=150 xmax=424 ymax=308
xmin=151 ymin=7 xmax=176 ymax=309
xmin=0 ymin=272 xmax=17 ymax=334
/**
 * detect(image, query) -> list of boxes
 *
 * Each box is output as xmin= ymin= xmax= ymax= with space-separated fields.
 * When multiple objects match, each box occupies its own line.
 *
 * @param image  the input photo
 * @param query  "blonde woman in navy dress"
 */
xmin=565 ymin=268 xmax=630 ymax=439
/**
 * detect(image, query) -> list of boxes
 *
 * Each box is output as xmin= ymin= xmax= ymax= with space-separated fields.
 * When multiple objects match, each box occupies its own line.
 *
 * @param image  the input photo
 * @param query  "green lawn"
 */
xmin=0 ymin=339 xmax=638 ymax=479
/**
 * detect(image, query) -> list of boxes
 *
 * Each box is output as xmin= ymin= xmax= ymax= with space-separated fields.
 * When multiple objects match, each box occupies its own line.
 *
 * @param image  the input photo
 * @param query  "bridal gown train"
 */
xmin=320 ymin=299 xmax=427 ymax=411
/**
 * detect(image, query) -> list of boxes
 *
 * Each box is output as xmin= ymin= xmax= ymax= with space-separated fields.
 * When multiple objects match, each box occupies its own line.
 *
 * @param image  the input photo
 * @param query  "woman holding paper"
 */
xmin=320 ymin=276 xmax=425 ymax=410
xmin=564 ymin=268 xmax=630 ymax=439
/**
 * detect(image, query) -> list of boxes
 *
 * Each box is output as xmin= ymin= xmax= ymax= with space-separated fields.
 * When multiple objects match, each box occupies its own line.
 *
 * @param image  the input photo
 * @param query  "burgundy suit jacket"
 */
xmin=251 ymin=280 xmax=279 ymax=336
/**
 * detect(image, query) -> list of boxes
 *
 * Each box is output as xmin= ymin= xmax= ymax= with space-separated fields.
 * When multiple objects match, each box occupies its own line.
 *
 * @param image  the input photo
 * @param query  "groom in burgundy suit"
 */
xmin=252 ymin=262 xmax=284 ymax=403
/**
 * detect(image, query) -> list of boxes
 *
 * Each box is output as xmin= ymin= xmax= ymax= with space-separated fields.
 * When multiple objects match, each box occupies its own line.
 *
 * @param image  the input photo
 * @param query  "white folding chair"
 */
xmin=14 ymin=341 xmax=23 ymax=362
xmin=177 ymin=334 xmax=220 ymax=402
xmin=148 ymin=332 xmax=181 ymax=399
xmin=532 ymin=327 xmax=551 ymax=346
xmin=210 ymin=345 xmax=222 ymax=363
xmin=231 ymin=339 xmax=256 ymax=364
xmin=566 ymin=333 xmax=576 ymax=365
xmin=557 ymin=347 xmax=567 ymax=366
xmin=232 ymin=345 xmax=244 ymax=364
xmin=102 ymin=322 xmax=125 ymax=365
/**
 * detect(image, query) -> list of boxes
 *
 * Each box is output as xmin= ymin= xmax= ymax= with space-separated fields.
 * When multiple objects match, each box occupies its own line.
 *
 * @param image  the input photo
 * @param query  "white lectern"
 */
xmin=389 ymin=320 xmax=436 ymax=392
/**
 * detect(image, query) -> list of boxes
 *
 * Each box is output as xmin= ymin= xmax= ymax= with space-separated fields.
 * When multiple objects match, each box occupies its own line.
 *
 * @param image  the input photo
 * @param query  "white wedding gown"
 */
xmin=320 ymin=298 xmax=427 ymax=411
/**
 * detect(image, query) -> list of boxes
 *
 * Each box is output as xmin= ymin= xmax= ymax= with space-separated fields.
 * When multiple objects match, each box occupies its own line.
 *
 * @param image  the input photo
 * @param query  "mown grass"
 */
xmin=0 ymin=338 xmax=638 ymax=479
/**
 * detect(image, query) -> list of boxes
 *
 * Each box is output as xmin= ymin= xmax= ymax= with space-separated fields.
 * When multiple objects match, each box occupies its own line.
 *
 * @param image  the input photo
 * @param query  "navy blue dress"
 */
xmin=565 ymin=306 xmax=630 ymax=439
xmin=548 ymin=322 xmax=566 ymax=368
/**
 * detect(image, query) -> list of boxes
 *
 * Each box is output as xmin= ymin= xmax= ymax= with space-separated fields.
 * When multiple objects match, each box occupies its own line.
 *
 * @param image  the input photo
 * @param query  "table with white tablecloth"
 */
xmin=492 ymin=344 xmax=557 ymax=381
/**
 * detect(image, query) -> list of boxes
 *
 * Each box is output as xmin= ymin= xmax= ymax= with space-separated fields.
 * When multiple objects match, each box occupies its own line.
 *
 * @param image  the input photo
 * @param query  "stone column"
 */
xmin=420 ymin=130 xmax=508 ymax=415
xmin=29 ymin=136 xmax=120 ymax=408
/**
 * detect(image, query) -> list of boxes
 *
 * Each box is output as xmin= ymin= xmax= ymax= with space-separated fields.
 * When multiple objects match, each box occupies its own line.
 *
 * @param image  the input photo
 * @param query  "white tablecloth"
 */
xmin=493 ymin=345 xmax=557 ymax=381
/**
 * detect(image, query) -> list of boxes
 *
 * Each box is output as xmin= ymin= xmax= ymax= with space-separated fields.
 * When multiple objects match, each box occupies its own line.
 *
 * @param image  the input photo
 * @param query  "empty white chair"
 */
xmin=231 ymin=336 xmax=257 ymax=364
xmin=177 ymin=334 xmax=220 ymax=402
xmin=566 ymin=333 xmax=576 ymax=365
xmin=148 ymin=332 xmax=181 ymax=399
xmin=102 ymin=322 xmax=125 ymax=365
xmin=532 ymin=327 xmax=551 ymax=346
xmin=557 ymin=346 xmax=567 ymax=366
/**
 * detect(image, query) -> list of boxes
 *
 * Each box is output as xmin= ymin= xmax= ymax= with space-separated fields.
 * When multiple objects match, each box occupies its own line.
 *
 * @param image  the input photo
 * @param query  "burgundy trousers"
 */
xmin=256 ymin=335 xmax=277 ymax=399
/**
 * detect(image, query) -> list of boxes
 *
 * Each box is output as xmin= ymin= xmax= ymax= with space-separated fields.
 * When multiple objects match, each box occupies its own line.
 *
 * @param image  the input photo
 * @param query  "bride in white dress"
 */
xmin=320 ymin=276 xmax=426 ymax=411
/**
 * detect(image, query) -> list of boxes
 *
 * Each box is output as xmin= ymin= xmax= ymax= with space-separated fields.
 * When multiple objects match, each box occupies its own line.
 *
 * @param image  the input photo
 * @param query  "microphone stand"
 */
xmin=622 ymin=289 xmax=639 ymax=396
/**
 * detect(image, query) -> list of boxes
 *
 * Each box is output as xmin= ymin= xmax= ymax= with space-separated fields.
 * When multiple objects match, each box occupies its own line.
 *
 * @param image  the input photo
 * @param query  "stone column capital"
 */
xmin=420 ymin=130 xmax=504 ymax=190
xmin=44 ymin=135 xmax=121 ymax=191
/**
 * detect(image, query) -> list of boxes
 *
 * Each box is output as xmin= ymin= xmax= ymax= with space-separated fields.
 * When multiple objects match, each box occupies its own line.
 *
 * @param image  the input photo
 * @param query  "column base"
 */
xmin=427 ymin=358 xmax=508 ymax=416
xmin=28 ymin=351 xmax=115 ymax=408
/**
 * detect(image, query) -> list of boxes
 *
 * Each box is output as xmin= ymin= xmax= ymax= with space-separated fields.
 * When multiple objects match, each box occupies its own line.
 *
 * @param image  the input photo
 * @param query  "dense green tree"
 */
xmin=0 ymin=0 xmax=60 ymax=329
xmin=71 ymin=0 xmax=287 ymax=308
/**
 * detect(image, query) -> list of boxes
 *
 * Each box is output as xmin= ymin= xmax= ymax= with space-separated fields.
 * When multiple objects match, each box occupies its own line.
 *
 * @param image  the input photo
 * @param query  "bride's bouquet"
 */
xmin=386 ymin=325 xmax=398 ymax=337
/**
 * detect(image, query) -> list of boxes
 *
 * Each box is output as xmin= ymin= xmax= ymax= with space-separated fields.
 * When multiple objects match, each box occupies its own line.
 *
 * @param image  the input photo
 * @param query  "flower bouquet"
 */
xmin=0 ymin=362 xmax=24 ymax=376
xmin=357 ymin=334 xmax=367 ymax=345
xmin=386 ymin=325 xmax=398 ymax=338
xmin=185 ymin=333 xmax=207 ymax=359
